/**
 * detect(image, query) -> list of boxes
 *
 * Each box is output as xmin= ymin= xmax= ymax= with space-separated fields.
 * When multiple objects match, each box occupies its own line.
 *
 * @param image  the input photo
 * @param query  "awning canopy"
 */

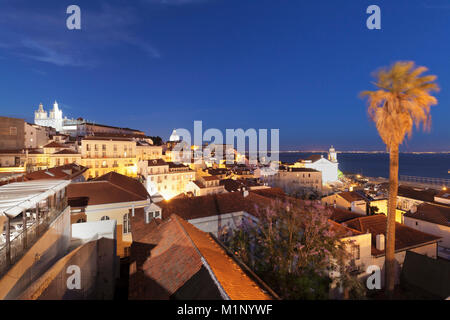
xmin=0 ymin=180 xmax=70 ymax=218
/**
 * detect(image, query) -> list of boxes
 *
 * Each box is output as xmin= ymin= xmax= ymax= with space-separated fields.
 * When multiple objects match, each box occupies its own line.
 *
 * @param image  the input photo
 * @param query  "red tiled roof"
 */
xmin=202 ymin=175 xmax=220 ymax=181
xmin=404 ymin=203 xmax=450 ymax=227
xmin=338 ymin=191 xmax=367 ymax=203
xmin=43 ymin=141 xmax=66 ymax=148
xmin=328 ymin=219 xmax=362 ymax=238
xmin=129 ymin=214 xmax=273 ymax=300
xmin=329 ymin=208 xmax=365 ymax=223
xmin=147 ymin=159 xmax=167 ymax=167
xmin=27 ymin=149 xmax=43 ymax=154
xmin=82 ymin=136 xmax=133 ymax=142
xmin=398 ymin=185 xmax=439 ymax=202
xmin=94 ymin=171 xmax=149 ymax=199
xmin=24 ymin=163 xmax=87 ymax=181
xmin=250 ymin=187 xmax=286 ymax=199
xmin=0 ymin=149 xmax=25 ymax=154
xmin=53 ymin=149 xmax=80 ymax=155
xmin=156 ymin=191 xmax=275 ymax=220
xmin=68 ymin=180 xmax=147 ymax=206
xmin=343 ymin=214 xmax=441 ymax=256
xmin=220 ymin=179 xmax=245 ymax=192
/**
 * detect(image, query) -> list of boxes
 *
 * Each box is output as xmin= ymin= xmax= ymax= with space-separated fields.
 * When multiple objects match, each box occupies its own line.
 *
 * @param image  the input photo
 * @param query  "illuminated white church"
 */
xmin=294 ymin=146 xmax=339 ymax=184
xmin=34 ymin=101 xmax=65 ymax=131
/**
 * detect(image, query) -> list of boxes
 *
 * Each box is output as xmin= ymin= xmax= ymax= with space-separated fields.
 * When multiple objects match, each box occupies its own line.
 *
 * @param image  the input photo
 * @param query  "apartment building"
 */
xmin=80 ymin=137 xmax=137 ymax=178
xmin=262 ymin=167 xmax=323 ymax=194
xmin=138 ymin=159 xmax=195 ymax=199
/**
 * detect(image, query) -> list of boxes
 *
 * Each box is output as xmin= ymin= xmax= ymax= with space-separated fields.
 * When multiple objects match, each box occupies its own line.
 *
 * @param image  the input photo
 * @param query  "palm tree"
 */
xmin=361 ymin=61 xmax=439 ymax=297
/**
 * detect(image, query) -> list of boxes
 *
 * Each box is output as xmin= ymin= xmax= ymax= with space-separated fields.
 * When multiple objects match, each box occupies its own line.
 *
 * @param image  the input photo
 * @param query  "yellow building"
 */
xmin=139 ymin=159 xmax=195 ymax=200
xmin=68 ymin=172 xmax=151 ymax=257
xmin=136 ymin=140 xmax=163 ymax=161
xmin=80 ymin=137 xmax=138 ymax=179
xmin=26 ymin=142 xmax=81 ymax=172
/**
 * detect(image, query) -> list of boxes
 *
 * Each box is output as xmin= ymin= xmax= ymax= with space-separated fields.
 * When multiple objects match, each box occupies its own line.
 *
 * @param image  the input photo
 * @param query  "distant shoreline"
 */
xmin=278 ymin=151 xmax=450 ymax=154
xmin=248 ymin=150 xmax=450 ymax=154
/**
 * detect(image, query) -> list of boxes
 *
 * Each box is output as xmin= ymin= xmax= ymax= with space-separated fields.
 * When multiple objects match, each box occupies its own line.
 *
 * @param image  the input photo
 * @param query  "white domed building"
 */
xmin=169 ymin=129 xmax=180 ymax=142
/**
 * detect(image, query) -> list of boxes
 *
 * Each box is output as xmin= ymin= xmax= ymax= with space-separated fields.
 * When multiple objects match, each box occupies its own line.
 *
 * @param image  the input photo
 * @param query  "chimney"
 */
xmin=376 ymin=234 xmax=385 ymax=251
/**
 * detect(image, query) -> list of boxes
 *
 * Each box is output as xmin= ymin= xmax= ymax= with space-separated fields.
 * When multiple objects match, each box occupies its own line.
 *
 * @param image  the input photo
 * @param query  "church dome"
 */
xmin=169 ymin=129 xmax=180 ymax=142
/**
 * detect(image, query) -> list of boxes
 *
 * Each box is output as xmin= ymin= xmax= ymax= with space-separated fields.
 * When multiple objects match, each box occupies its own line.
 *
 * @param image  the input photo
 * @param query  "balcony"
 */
xmin=0 ymin=180 xmax=70 ymax=278
xmin=82 ymin=154 xmax=134 ymax=159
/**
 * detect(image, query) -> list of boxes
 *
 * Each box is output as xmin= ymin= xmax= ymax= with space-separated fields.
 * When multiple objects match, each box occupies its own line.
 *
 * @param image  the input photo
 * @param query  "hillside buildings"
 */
xmin=404 ymin=202 xmax=450 ymax=260
xmin=0 ymin=117 xmax=51 ymax=151
xmin=80 ymin=137 xmax=138 ymax=178
xmin=138 ymin=159 xmax=195 ymax=200
xmin=262 ymin=166 xmax=322 ymax=194
xmin=185 ymin=175 xmax=227 ymax=196
xmin=34 ymin=101 xmax=145 ymax=137
xmin=328 ymin=208 xmax=441 ymax=290
xmin=68 ymin=172 xmax=151 ymax=257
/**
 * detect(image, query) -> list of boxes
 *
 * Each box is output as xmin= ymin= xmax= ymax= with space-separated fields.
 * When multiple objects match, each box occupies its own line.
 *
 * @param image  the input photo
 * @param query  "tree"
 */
xmin=220 ymin=200 xmax=366 ymax=299
xmin=360 ymin=61 xmax=439 ymax=297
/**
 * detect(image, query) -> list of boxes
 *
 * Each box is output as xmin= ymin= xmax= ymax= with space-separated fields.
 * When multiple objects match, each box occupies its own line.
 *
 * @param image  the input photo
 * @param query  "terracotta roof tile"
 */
xmin=129 ymin=214 xmax=273 ymax=300
xmin=52 ymin=149 xmax=80 ymax=155
xmin=24 ymin=163 xmax=87 ymax=181
xmin=404 ymin=203 xmax=450 ymax=227
xmin=343 ymin=214 xmax=440 ymax=256
xmin=68 ymin=180 xmax=147 ymax=206
xmin=43 ymin=141 xmax=66 ymax=148
xmin=329 ymin=208 xmax=365 ymax=223
xmin=398 ymin=185 xmax=439 ymax=202
xmin=94 ymin=171 xmax=149 ymax=199
xmin=338 ymin=191 xmax=367 ymax=203
xmin=156 ymin=191 xmax=275 ymax=220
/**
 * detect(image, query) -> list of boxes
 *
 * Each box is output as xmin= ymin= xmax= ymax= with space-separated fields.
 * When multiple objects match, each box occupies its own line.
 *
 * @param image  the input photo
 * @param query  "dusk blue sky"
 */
xmin=0 ymin=0 xmax=449 ymax=151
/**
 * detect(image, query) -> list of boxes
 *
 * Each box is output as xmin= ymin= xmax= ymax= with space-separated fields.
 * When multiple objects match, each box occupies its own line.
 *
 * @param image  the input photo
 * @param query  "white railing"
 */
xmin=399 ymin=175 xmax=450 ymax=187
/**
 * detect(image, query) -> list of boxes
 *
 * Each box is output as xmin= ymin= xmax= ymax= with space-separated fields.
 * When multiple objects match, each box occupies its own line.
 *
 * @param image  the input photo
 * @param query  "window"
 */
xmin=123 ymin=213 xmax=131 ymax=234
xmin=86 ymin=144 xmax=91 ymax=151
xmin=102 ymin=144 xmax=106 ymax=151
xmin=100 ymin=216 xmax=110 ymax=221
xmin=351 ymin=244 xmax=360 ymax=261
xmin=76 ymin=218 xmax=86 ymax=223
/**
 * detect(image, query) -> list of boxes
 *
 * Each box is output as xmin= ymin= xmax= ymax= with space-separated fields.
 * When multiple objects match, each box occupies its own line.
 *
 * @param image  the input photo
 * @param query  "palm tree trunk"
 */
xmin=386 ymin=144 xmax=399 ymax=297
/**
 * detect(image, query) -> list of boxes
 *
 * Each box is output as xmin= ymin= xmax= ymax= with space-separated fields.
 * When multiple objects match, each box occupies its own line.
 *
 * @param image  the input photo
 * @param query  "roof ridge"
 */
xmin=328 ymin=219 xmax=363 ymax=235
xmin=170 ymin=214 xmax=230 ymax=299
xmin=106 ymin=180 xmax=147 ymax=200
xmin=95 ymin=172 xmax=149 ymax=199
